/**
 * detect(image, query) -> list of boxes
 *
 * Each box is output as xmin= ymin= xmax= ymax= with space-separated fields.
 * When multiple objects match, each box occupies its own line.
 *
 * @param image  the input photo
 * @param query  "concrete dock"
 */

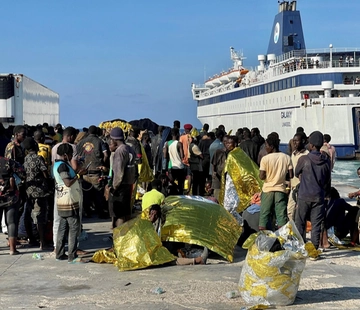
xmin=0 ymin=182 xmax=360 ymax=309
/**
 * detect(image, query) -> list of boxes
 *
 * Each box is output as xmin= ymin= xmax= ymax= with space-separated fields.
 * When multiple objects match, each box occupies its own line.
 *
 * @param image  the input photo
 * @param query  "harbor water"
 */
xmin=332 ymin=159 xmax=360 ymax=188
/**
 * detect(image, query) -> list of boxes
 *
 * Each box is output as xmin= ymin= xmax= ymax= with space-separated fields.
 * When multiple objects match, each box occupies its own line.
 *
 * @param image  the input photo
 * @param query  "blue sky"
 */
xmin=0 ymin=0 xmax=358 ymax=129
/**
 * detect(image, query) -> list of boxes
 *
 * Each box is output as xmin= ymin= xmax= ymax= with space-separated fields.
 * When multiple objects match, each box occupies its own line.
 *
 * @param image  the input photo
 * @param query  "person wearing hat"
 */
xmin=109 ymin=127 xmax=137 ymax=227
xmin=294 ymin=131 xmax=331 ymax=256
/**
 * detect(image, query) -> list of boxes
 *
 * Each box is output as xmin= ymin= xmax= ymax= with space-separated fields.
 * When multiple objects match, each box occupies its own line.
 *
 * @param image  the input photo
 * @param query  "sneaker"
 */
xmin=200 ymin=247 xmax=209 ymax=265
xmin=309 ymin=255 xmax=321 ymax=261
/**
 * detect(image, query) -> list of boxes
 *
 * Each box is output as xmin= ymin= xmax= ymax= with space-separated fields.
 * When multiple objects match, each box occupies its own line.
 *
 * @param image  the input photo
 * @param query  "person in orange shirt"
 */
xmin=179 ymin=124 xmax=193 ymax=194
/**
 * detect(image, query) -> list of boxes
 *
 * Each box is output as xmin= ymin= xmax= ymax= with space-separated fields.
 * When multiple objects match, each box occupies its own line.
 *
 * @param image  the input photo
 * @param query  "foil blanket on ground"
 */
xmin=92 ymin=218 xmax=176 ymax=271
xmin=162 ymin=196 xmax=242 ymax=262
xmin=219 ymin=148 xmax=263 ymax=213
xmin=92 ymin=196 xmax=241 ymax=269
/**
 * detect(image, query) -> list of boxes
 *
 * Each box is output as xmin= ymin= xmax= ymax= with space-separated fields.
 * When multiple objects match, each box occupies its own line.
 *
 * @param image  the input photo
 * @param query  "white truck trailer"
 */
xmin=0 ymin=74 xmax=59 ymax=127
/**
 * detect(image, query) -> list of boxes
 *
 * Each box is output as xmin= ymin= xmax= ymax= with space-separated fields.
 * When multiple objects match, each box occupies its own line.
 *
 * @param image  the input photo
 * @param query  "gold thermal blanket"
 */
xmin=92 ymin=218 xmax=176 ymax=271
xmin=161 ymin=196 xmax=242 ymax=262
xmin=137 ymin=144 xmax=154 ymax=183
xmin=219 ymin=147 xmax=263 ymax=213
xmin=239 ymin=221 xmax=307 ymax=306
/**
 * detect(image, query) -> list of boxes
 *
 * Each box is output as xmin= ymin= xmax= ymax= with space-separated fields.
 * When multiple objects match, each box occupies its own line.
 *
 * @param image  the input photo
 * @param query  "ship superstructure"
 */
xmin=191 ymin=1 xmax=360 ymax=158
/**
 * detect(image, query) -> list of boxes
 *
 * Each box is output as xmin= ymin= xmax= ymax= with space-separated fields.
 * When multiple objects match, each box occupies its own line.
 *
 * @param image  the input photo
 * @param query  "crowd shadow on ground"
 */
xmin=295 ymin=287 xmax=360 ymax=305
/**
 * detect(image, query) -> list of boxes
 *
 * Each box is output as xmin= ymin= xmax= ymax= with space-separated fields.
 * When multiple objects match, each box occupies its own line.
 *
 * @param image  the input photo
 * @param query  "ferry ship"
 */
xmin=191 ymin=1 xmax=360 ymax=159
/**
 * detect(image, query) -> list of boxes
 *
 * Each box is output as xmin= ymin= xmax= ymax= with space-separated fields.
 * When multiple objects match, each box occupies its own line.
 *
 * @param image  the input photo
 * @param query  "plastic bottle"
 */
xmin=32 ymin=253 xmax=44 ymax=260
xmin=151 ymin=287 xmax=165 ymax=295
xmin=225 ymin=290 xmax=239 ymax=299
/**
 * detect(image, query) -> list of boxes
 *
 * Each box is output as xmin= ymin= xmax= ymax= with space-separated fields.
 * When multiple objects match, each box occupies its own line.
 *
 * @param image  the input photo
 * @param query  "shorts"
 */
xmin=108 ymin=184 xmax=132 ymax=219
xmin=185 ymin=166 xmax=192 ymax=177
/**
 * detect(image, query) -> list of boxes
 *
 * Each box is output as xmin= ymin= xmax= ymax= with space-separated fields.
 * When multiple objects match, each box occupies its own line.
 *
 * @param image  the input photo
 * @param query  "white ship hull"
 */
xmin=191 ymin=1 xmax=360 ymax=158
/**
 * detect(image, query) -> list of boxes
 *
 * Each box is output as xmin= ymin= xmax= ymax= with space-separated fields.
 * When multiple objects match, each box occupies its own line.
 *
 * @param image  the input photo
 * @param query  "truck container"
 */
xmin=0 ymin=74 xmax=59 ymax=127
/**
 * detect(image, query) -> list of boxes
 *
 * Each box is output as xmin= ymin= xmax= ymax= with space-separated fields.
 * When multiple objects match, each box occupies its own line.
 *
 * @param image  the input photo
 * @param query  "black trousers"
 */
xmin=170 ymin=168 xmax=185 ymax=195
xmin=295 ymin=198 xmax=325 ymax=249
xmin=191 ymin=170 xmax=205 ymax=196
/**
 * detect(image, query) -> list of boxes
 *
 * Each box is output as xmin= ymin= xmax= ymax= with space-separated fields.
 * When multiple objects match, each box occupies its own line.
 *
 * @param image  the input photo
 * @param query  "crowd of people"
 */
xmin=0 ymin=119 xmax=359 ymax=264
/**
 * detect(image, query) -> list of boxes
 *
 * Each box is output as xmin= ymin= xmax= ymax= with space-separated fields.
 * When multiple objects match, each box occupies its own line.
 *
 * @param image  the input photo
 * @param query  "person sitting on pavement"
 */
xmin=347 ymin=168 xmax=360 ymax=246
xmin=326 ymin=187 xmax=359 ymax=246
xmin=148 ymin=204 xmax=208 ymax=265
xmin=238 ymin=193 xmax=261 ymax=246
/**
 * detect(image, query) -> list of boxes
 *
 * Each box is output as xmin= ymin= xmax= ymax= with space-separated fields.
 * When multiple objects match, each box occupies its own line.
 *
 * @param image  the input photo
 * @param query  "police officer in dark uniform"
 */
xmin=76 ymin=125 xmax=109 ymax=218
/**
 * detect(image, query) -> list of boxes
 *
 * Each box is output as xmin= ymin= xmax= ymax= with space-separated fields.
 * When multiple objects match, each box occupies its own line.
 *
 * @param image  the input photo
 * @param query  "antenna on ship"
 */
xmin=230 ymin=47 xmax=246 ymax=70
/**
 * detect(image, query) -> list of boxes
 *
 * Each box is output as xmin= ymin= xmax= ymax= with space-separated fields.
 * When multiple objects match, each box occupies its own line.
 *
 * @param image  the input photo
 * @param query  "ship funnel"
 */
xmin=268 ymin=1 xmax=305 ymax=56
xmin=322 ymin=81 xmax=334 ymax=98
xmin=258 ymin=55 xmax=266 ymax=71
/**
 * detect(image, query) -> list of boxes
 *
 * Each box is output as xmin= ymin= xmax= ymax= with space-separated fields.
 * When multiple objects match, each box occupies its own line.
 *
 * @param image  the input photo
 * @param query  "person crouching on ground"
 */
xmin=53 ymin=143 xmax=88 ymax=263
xmin=141 ymin=179 xmax=165 ymax=219
xmin=148 ymin=204 xmax=208 ymax=265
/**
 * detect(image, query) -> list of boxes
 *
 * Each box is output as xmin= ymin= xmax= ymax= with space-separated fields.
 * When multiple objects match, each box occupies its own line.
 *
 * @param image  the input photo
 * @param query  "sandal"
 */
xmin=9 ymin=250 xmax=21 ymax=255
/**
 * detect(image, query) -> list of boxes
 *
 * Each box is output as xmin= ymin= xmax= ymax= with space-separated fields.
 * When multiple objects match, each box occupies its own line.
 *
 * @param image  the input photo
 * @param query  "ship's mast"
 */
xmin=230 ymin=47 xmax=246 ymax=70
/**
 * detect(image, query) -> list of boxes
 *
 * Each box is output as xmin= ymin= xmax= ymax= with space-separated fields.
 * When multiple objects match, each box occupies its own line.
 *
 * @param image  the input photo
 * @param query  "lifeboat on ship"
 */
xmin=228 ymin=70 xmax=240 ymax=81
xmin=219 ymin=72 xmax=230 ymax=83
xmin=212 ymin=76 xmax=221 ymax=86
xmin=205 ymin=80 xmax=214 ymax=88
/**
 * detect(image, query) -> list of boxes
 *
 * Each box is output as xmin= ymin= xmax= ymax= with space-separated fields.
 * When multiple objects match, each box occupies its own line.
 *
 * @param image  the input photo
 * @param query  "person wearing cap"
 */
xmin=180 ymin=124 xmax=193 ymax=193
xmin=109 ymin=127 xmax=137 ymax=227
xmin=294 ymin=131 xmax=331 ymax=254
xmin=76 ymin=125 xmax=109 ymax=219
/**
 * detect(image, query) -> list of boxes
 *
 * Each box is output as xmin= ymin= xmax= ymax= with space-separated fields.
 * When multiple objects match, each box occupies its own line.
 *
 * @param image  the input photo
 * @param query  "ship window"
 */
xmin=275 ymin=83 xmax=278 ymax=91
xmin=290 ymin=20 xmax=293 ymax=24
xmin=283 ymin=80 xmax=286 ymax=89
xmin=287 ymin=79 xmax=291 ymax=88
